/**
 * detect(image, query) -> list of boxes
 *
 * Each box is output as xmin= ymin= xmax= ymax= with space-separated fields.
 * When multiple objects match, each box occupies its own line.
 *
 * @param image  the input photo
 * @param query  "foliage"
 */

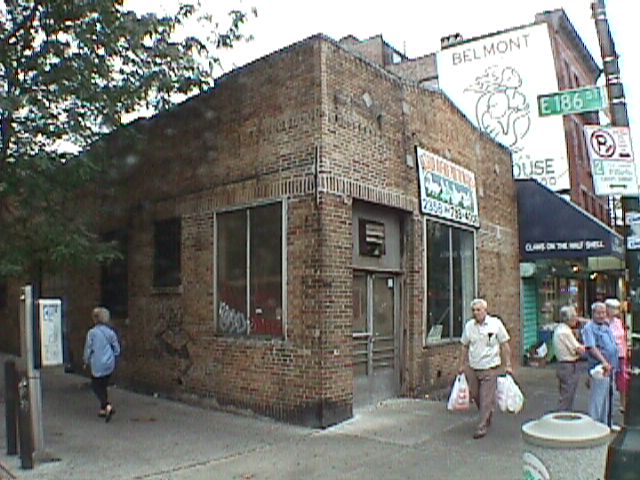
xmin=0 ymin=0 xmax=254 ymax=279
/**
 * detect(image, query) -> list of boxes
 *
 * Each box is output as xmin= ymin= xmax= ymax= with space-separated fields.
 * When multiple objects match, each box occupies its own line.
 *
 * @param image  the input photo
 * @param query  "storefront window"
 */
xmin=426 ymin=220 xmax=475 ymax=342
xmin=216 ymin=203 xmax=283 ymax=337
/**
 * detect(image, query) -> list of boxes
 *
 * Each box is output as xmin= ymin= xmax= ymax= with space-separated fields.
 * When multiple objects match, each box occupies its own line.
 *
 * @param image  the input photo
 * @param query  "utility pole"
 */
xmin=591 ymin=1 xmax=640 ymax=478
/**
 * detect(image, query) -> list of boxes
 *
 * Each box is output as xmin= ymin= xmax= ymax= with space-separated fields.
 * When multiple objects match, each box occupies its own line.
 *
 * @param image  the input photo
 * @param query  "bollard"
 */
xmin=17 ymin=376 xmax=34 ymax=469
xmin=4 ymin=360 xmax=18 ymax=455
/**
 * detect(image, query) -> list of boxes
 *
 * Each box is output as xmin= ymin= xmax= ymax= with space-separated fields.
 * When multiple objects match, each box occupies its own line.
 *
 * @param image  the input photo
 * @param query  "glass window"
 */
xmin=153 ymin=218 xmax=181 ymax=288
xmin=101 ymin=229 xmax=128 ymax=318
xmin=452 ymin=228 xmax=475 ymax=338
xmin=250 ymin=204 xmax=282 ymax=336
xmin=426 ymin=220 xmax=475 ymax=341
xmin=217 ymin=210 xmax=247 ymax=335
xmin=217 ymin=203 xmax=283 ymax=337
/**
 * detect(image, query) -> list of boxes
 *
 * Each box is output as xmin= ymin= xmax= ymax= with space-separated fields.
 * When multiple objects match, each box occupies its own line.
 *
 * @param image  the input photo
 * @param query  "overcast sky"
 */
xmin=126 ymin=0 xmax=638 ymax=164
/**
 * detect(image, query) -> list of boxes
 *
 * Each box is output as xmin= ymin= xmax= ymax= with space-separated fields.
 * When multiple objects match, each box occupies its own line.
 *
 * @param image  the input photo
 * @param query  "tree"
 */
xmin=0 ymin=0 xmax=254 ymax=280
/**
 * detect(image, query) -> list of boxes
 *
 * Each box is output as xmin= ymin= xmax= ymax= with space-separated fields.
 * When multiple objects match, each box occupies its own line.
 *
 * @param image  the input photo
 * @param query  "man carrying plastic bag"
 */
xmin=457 ymin=298 xmax=513 ymax=439
xmin=496 ymin=373 xmax=524 ymax=414
xmin=447 ymin=373 xmax=470 ymax=411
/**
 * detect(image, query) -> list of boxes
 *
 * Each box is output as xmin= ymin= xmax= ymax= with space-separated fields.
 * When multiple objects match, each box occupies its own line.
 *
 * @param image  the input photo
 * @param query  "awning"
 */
xmin=516 ymin=179 xmax=624 ymax=261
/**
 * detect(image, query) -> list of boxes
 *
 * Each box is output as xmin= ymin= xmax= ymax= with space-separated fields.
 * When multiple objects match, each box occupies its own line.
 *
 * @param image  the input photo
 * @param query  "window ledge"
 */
xmin=214 ymin=334 xmax=289 ymax=345
xmin=424 ymin=338 xmax=461 ymax=349
xmin=152 ymin=285 xmax=183 ymax=295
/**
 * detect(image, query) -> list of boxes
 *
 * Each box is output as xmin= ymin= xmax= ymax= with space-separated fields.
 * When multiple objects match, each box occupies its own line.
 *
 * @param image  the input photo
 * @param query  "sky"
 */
xmin=126 ymin=0 xmax=638 ymax=160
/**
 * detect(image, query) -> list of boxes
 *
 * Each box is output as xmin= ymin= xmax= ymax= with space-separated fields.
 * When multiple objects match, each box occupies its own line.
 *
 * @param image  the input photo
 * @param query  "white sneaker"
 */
xmin=611 ymin=424 xmax=622 ymax=432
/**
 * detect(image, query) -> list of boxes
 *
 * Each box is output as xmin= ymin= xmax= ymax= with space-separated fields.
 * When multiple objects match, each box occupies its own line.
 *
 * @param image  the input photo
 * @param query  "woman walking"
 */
xmin=83 ymin=307 xmax=120 ymax=422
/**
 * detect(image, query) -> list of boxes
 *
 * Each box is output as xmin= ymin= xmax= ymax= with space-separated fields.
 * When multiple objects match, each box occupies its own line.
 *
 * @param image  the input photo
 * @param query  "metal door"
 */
xmin=352 ymin=272 xmax=399 ymax=407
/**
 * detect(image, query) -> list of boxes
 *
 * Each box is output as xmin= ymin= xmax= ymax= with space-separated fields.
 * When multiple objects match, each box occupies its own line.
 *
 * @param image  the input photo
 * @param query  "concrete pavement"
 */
xmin=0 ymin=357 xmax=619 ymax=480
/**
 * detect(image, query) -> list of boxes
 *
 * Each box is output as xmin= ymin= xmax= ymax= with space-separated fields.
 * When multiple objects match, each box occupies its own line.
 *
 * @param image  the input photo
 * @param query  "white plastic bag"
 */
xmin=496 ymin=375 xmax=509 ymax=412
xmin=505 ymin=374 xmax=524 ymax=414
xmin=447 ymin=373 xmax=470 ymax=411
xmin=589 ymin=363 xmax=606 ymax=379
xmin=535 ymin=342 xmax=548 ymax=358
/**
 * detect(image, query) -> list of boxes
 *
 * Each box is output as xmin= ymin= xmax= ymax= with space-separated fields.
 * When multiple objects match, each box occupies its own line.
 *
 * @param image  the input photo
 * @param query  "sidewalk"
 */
xmin=0 ymin=357 xmax=617 ymax=480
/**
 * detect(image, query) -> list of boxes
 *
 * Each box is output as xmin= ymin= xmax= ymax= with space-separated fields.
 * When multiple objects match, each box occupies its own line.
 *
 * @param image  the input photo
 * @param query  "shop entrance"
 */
xmin=352 ymin=271 xmax=400 ymax=408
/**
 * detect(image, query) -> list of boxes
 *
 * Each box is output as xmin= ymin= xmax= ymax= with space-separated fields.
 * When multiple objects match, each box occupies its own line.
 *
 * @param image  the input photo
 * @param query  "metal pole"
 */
xmin=20 ymin=286 xmax=45 ymax=455
xmin=4 ymin=360 xmax=18 ymax=455
xmin=591 ymin=0 xmax=640 ymax=477
xmin=17 ymin=375 xmax=34 ymax=469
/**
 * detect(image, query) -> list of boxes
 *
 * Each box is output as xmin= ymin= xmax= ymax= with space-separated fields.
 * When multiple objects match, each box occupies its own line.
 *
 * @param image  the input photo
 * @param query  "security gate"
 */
xmin=352 ymin=272 xmax=400 ymax=407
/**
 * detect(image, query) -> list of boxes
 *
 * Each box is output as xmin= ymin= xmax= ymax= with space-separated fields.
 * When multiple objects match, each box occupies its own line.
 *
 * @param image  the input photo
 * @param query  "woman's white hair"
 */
xmin=559 ymin=305 xmax=576 ymax=323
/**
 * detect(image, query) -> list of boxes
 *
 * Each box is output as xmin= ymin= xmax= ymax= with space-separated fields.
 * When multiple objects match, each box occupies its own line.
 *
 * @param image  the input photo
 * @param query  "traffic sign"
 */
xmin=583 ymin=125 xmax=637 ymax=195
xmin=584 ymin=125 xmax=634 ymax=161
xmin=537 ymin=86 xmax=605 ymax=116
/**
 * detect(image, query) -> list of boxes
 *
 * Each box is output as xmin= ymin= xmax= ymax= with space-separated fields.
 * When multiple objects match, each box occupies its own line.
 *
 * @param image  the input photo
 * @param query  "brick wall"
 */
xmin=539 ymin=11 xmax=609 ymax=223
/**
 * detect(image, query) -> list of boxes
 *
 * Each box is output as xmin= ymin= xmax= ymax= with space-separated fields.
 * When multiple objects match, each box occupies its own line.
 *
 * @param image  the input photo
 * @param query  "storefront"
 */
xmin=517 ymin=179 xmax=624 ymax=356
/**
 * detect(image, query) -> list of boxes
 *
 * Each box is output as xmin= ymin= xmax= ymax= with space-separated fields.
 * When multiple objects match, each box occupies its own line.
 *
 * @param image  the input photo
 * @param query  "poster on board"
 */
xmin=38 ymin=299 xmax=63 ymax=367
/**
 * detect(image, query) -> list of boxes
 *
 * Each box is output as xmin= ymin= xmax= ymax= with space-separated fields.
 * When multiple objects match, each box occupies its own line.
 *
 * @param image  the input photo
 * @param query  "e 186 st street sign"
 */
xmin=537 ymin=86 xmax=605 ymax=116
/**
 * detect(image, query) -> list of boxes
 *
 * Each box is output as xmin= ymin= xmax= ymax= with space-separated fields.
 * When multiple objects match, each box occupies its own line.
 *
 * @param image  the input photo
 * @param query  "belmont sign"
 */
xmin=437 ymin=23 xmax=570 ymax=191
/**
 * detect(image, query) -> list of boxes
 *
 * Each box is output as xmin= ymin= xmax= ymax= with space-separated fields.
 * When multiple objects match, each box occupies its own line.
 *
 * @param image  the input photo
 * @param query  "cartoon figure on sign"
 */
xmin=465 ymin=65 xmax=531 ymax=152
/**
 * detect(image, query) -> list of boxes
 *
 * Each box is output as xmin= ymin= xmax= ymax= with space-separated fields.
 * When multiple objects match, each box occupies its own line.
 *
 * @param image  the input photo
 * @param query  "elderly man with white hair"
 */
xmin=458 ymin=298 xmax=512 ymax=439
xmin=582 ymin=301 xmax=618 ymax=426
xmin=552 ymin=305 xmax=586 ymax=411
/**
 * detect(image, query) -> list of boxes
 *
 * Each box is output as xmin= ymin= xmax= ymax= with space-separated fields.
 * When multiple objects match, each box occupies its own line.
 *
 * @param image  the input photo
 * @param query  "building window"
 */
xmin=153 ymin=218 xmax=181 ymax=288
xmin=101 ymin=229 xmax=128 ymax=318
xmin=216 ymin=202 xmax=283 ymax=337
xmin=425 ymin=220 xmax=475 ymax=342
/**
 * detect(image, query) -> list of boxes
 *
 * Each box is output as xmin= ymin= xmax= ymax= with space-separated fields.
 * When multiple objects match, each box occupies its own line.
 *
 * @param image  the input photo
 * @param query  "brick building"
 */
xmin=0 ymin=34 xmax=519 ymax=427
xmin=341 ymin=9 xmax=623 ymax=359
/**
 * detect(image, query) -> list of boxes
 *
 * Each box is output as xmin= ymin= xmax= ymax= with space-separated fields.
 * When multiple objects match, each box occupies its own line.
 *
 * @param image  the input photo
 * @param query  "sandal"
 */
xmin=105 ymin=404 xmax=115 ymax=423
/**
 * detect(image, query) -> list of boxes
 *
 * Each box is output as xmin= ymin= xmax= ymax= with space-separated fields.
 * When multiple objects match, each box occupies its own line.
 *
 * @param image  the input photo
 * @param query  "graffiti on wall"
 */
xmin=150 ymin=302 xmax=193 ymax=382
xmin=218 ymin=301 xmax=248 ymax=335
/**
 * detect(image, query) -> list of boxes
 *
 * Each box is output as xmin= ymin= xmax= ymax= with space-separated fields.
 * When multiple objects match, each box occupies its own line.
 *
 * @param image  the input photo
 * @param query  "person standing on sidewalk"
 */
xmin=552 ymin=305 xmax=586 ymax=411
xmin=458 ymin=298 xmax=513 ymax=439
xmin=582 ymin=301 xmax=617 ymax=426
xmin=605 ymin=298 xmax=629 ymax=413
xmin=83 ymin=307 xmax=120 ymax=422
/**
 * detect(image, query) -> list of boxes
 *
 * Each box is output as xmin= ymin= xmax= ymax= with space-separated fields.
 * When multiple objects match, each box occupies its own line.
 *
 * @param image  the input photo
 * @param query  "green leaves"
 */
xmin=0 ymin=0 xmax=255 ymax=279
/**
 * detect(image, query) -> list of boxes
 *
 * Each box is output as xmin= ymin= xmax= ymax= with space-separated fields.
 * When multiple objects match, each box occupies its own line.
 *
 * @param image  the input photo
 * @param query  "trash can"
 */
xmin=521 ymin=412 xmax=611 ymax=480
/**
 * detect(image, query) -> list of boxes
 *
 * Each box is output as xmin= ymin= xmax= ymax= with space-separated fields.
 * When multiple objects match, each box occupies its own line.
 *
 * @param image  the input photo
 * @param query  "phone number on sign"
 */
xmin=423 ymin=198 xmax=478 ymax=226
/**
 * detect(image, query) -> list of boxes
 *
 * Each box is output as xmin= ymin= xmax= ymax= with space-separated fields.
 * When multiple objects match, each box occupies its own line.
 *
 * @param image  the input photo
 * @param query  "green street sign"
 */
xmin=537 ymin=86 xmax=606 ymax=117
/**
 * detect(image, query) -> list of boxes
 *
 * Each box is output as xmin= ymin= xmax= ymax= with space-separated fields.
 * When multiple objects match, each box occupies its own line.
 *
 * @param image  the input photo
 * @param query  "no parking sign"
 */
xmin=584 ymin=125 xmax=637 ymax=195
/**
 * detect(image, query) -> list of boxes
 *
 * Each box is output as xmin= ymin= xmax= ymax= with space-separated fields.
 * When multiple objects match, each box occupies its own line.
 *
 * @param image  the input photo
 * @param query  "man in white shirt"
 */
xmin=553 ymin=305 xmax=586 ymax=411
xmin=458 ymin=298 xmax=512 ymax=439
